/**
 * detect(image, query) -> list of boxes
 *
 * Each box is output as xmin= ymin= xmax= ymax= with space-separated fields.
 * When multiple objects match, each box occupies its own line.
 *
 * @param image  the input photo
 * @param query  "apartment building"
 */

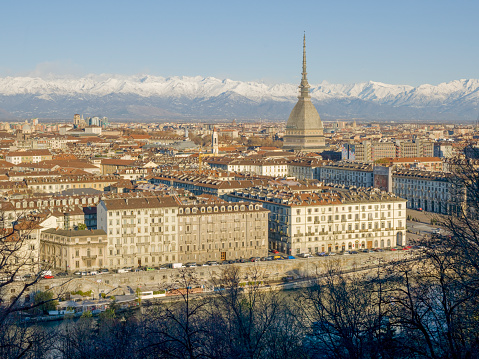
xmin=208 ymin=158 xmax=290 ymax=177
xmin=97 ymin=196 xmax=179 ymax=269
xmin=25 ymin=175 xmax=118 ymax=193
xmin=177 ymin=199 xmax=269 ymax=263
xmin=342 ymin=140 xmax=434 ymax=162
xmin=225 ymin=186 xmax=407 ymax=255
xmin=302 ymin=161 xmax=460 ymax=215
xmin=392 ymin=170 xmax=462 ymax=214
xmin=1 ymin=221 xmax=42 ymax=275
xmin=97 ymin=194 xmax=269 ymax=269
xmin=287 ymin=158 xmax=324 ymax=180
xmin=151 ymin=173 xmax=270 ymax=197
xmin=5 ymin=149 xmax=53 ymax=165
xmin=318 ymin=163 xmax=374 ymax=187
xmin=40 ymin=229 xmax=108 ymax=271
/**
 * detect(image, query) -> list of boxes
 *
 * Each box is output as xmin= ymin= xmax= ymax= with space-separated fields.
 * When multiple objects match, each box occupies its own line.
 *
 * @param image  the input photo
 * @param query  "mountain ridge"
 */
xmin=0 ymin=75 xmax=478 ymax=121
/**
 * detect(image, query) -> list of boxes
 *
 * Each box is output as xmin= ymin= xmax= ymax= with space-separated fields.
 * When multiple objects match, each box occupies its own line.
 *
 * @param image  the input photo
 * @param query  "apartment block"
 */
xmin=225 ymin=186 xmax=407 ymax=255
xmin=97 ymin=194 xmax=269 ymax=269
xmin=40 ymin=229 xmax=108 ymax=271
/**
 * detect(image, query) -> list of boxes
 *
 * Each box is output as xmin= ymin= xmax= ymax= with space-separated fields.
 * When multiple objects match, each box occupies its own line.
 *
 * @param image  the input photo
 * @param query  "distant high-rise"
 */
xmin=283 ymin=34 xmax=325 ymax=152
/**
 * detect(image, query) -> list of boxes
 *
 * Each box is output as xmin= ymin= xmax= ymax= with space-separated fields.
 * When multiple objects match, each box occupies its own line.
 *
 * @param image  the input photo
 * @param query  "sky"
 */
xmin=1 ymin=0 xmax=478 ymax=86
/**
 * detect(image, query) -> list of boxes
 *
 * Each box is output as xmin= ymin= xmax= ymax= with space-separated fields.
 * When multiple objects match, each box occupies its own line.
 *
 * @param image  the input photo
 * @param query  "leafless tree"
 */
xmin=209 ymin=265 xmax=306 ymax=359
xmin=297 ymin=260 xmax=401 ymax=359
xmin=0 ymin=218 xmax=62 ymax=358
xmin=386 ymin=235 xmax=479 ymax=359
xmin=140 ymin=268 xmax=212 ymax=359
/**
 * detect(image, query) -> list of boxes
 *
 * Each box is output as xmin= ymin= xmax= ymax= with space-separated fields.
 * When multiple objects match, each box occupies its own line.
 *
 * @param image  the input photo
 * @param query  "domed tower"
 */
xmin=283 ymin=34 xmax=325 ymax=152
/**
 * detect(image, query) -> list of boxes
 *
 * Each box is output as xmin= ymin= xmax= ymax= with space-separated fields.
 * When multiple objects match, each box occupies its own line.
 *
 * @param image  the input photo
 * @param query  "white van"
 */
xmin=117 ymin=267 xmax=132 ymax=273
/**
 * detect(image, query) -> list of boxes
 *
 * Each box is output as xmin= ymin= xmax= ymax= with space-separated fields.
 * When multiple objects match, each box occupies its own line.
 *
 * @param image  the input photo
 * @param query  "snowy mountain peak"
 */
xmin=0 ymin=75 xmax=478 ymax=121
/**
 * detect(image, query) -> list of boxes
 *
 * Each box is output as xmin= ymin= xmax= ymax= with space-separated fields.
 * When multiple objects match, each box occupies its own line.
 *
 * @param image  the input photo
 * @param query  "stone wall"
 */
xmin=2 ymin=250 xmax=410 ymax=302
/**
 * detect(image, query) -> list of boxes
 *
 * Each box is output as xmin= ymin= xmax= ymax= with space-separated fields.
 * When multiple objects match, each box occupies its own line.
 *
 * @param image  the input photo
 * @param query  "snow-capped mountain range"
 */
xmin=0 ymin=74 xmax=478 ymax=121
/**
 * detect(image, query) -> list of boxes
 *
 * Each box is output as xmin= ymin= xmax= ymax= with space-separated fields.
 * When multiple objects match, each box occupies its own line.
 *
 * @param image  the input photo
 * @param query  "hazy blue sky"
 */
xmin=1 ymin=0 xmax=478 ymax=86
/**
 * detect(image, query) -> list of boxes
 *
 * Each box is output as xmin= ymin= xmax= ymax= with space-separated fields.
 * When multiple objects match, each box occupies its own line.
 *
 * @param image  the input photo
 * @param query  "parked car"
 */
xmin=237 ymin=258 xmax=245 ymax=263
xmin=350 ymin=251 xmax=359 ymax=254
xmin=185 ymin=262 xmax=197 ymax=268
xmin=271 ymin=250 xmax=279 ymax=254
xmin=100 ymin=268 xmax=109 ymax=273
xmin=206 ymin=261 xmax=218 ymax=266
xmin=56 ymin=272 xmax=68 ymax=277
xmin=265 ymin=256 xmax=273 ymax=261
xmin=328 ymin=252 xmax=337 ymax=256
xmin=285 ymin=255 xmax=296 ymax=259
xmin=298 ymin=253 xmax=313 ymax=258
xmin=342 ymin=251 xmax=351 ymax=255
xmin=146 ymin=267 xmax=156 ymax=271
xmin=43 ymin=275 xmax=54 ymax=279
xmin=316 ymin=252 xmax=327 ymax=256
xmin=90 ymin=271 xmax=98 ymax=275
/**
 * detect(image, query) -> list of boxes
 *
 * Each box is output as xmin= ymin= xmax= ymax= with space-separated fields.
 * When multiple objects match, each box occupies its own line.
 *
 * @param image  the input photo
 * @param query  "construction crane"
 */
xmin=198 ymin=146 xmax=216 ymax=172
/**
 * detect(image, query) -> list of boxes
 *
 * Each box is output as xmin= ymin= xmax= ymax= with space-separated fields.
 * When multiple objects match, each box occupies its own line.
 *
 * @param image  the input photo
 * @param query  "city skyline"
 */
xmin=1 ymin=0 xmax=479 ymax=87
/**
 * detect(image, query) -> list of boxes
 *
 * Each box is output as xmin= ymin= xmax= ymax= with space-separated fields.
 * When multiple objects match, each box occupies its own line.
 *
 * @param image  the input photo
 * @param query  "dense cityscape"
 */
xmin=2 ymin=1 xmax=479 ymax=357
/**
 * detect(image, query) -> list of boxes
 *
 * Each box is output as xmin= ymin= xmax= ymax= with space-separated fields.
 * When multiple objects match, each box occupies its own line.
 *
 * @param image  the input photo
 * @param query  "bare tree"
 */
xmin=386 ymin=235 xmax=479 ymax=359
xmin=0 ymin=219 xmax=62 ymax=358
xmin=298 ymin=260 xmax=401 ymax=359
xmin=140 ymin=268 xmax=211 ymax=359
xmin=210 ymin=265 xmax=306 ymax=359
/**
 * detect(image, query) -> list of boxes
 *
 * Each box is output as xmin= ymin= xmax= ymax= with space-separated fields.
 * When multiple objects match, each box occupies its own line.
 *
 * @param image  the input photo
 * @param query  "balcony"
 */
xmin=82 ymin=254 xmax=97 ymax=260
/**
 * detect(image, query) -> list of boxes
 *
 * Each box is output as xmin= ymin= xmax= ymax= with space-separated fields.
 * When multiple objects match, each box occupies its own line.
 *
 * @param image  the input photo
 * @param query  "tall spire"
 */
xmin=299 ymin=32 xmax=310 ymax=98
